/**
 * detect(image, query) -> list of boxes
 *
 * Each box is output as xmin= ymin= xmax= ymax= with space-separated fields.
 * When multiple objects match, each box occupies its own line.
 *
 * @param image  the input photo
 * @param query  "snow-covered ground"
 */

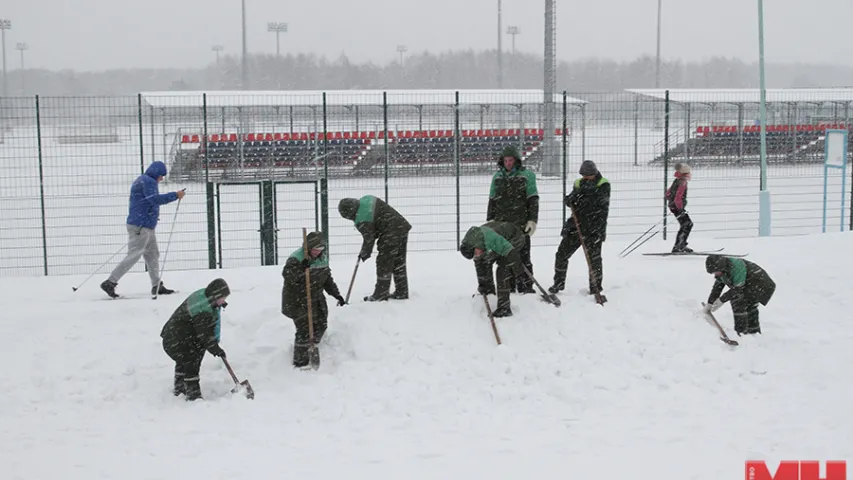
xmin=2 ymin=231 xmax=851 ymax=479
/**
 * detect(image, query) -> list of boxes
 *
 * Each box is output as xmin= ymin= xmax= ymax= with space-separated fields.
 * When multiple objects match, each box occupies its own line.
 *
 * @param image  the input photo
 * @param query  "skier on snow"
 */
xmin=666 ymin=163 xmax=693 ymax=253
xmin=338 ymin=195 xmax=411 ymax=301
xmin=281 ymin=232 xmax=346 ymax=368
xmin=704 ymin=254 xmax=776 ymax=336
xmin=101 ymin=161 xmax=185 ymax=298
xmin=549 ymin=160 xmax=610 ymax=298
xmin=459 ymin=221 xmax=527 ymax=317
xmin=487 ymin=146 xmax=539 ymax=294
xmin=160 ymin=278 xmax=231 ymax=401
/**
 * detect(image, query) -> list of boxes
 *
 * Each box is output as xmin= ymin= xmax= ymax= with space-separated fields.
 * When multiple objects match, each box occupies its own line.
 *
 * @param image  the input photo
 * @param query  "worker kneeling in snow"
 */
xmin=704 ymin=255 xmax=776 ymax=336
xmin=160 ymin=278 xmax=231 ymax=401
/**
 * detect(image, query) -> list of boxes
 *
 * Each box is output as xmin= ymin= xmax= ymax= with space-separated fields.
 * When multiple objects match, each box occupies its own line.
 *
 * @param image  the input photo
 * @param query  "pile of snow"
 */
xmin=2 ymin=232 xmax=852 ymax=479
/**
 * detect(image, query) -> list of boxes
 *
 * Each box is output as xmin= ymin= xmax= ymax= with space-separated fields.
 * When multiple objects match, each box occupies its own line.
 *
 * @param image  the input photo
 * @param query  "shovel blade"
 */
xmin=240 ymin=380 xmax=255 ymax=399
xmin=309 ymin=346 xmax=321 ymax=370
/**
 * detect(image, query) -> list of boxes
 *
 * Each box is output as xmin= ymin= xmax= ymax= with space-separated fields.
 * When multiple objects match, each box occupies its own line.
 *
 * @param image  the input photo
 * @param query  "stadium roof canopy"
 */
xmin=626 ymin=88 xmax=853 ymax=104
xmin=141 ymin=89 xmax=587 ymax=108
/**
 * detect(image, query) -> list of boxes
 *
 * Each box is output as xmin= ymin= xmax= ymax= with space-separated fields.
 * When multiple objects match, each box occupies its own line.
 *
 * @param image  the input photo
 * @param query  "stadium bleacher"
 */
xmin=651 ymin=123 xmax=853 ymax=165
xmin=173 ymin=128 xmax=566 ymax=179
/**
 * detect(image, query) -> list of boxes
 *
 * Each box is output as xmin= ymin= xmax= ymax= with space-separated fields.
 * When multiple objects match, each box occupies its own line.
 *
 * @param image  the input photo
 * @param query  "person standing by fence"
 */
xmin=486 ymin=146 xmax=539 ymax=294
xmin=100 ymin=161 xmax=185 ymax=298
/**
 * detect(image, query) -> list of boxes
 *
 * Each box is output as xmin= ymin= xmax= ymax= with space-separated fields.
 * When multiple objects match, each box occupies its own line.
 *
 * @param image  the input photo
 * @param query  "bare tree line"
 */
xmin=4 ymin=50 xmax=853 ymax=97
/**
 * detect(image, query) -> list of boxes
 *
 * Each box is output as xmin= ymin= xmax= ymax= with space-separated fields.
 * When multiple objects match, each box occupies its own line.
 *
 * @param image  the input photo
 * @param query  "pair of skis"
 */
xmin=642 ymin=248 xmax=748 ymax=258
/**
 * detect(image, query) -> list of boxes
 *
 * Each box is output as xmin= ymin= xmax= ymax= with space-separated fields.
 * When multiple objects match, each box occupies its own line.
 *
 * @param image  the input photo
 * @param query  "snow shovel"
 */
xmin=522 ymin=265 xmax=561 ymax=307
xmin=701 ymin=303 xmax=739 ymax=347
xmin=343 ymin=256 xmax=360 ymax=304
xmin=481 ymin=293 xmax=502 ymax=345
xmin=222 ymin=357 xmax=255 ymax=399
xmin=571 ymin=210 xmax=607 ymax=306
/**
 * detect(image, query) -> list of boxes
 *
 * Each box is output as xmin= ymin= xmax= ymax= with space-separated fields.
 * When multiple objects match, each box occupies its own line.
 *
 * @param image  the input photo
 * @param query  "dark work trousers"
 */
xmin=730 ymin=291 xmax=761 ymax=335
xmin=515 ymin=234 xmax=534 ymax=292
xmin=163 ymin=337 xmax=205 ymax=398
xmin=374 ymin=233 xmax=409 ymax=299
xmin=290 ymin=299 xmax=329 ymax=367
xmin=475 ymin=257 xmax=514 ymax=311
xmin=552 ymin=232 xmax=604 ymax=294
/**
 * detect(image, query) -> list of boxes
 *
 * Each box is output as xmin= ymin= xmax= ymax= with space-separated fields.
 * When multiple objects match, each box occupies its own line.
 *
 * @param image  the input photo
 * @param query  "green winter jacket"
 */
xmin=707 ymin=256 xmax=776 ymax=307
xmin=338 ymin=195 xmax=412 ymax=258
xmin=486 ymin=155 xmax=539 ymax=228
xmin=460 ymin=221 xmax=526 ymax=277
xmin=160 ymin=286 xmax=229 ymax=354
xmin=281 ymin=247 xmax=342 ymax=319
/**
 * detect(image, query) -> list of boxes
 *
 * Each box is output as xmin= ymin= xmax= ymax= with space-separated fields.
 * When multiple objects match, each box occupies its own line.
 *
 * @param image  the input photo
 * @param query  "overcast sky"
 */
xmin=5 ymin=0 xmax=853 ymax=71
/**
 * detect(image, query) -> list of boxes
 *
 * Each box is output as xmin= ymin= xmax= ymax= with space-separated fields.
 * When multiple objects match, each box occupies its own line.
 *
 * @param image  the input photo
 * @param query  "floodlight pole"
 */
xmin=655 ymin=0 xmax=662 ymax=88
xmin=267 ymin=22 xmax=287 ymax=56
xmin=241 ymin=0 xmax=248 ymax=89
xmin=507 ymin=26 xmax=519 ymax=55
xmin=0 ymin=19 xmax=10 ymax=98
xmin=396 ymin=45 xmax=407 ymax=67
xmin=757 ymin=0 xmax=771 ymax=236
xmin=212 ymin=45 xmax=224 ymax=64
xmin=497 ymin=0 xmax=502 ymax=89
xmin=16 ymin=42 xmax=26 ymax=95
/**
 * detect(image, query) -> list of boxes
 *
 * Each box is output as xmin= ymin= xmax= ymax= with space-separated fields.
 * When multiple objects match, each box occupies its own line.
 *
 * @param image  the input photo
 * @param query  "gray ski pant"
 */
xmin=108 ymin=224 xmax=161 ymax=287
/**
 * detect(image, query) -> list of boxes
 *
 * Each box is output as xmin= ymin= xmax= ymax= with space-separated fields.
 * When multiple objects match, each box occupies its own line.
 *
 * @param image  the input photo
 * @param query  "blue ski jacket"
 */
xmin=126 ymin=162 xmax=178 ymax=229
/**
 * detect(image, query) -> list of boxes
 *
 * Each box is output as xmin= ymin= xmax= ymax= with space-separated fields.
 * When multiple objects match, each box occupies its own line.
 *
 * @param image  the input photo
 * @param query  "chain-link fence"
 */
xmin=1 ymin=89 xmax=850 ymax=277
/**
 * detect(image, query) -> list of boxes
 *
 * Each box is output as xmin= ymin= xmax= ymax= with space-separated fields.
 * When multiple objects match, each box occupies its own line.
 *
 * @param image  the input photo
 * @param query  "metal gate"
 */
xmin=274 ymin=181 xmax=319 ymax=264
xmin=214 ymin=180 xmax=319 ymax=268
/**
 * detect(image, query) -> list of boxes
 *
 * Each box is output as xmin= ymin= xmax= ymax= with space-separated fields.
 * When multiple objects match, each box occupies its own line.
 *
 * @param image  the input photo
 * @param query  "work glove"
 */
xmin=705 ymin=299 xmax=723 ymax=313
xmin=335 ymin=295 xmax=347 ymax=306
xmin=524 ymin=221 xmax=537 ymax=236
xmin=300 ymin=258 xmax=311 ymax=270
xmin=208 ymin=345 xmax=227 ymax=358
xmin=359 ymin=250 xmax=371 ymax=261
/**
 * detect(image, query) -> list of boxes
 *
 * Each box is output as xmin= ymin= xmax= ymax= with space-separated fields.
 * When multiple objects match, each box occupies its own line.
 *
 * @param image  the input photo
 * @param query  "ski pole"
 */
xmin=621 ymin=230 xmax=658 ymax=258
xmin=619 ymin=218 xmax=663 ymax=257
xmin=154 ymin=195 xmax=183 ymax=300
xmin=71 ymin=244 xmax=126 ymax=292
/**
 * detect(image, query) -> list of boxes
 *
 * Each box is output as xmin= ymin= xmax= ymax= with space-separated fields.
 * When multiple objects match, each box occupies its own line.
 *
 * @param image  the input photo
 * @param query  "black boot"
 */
xmin=365 ymin=276 xmax=391 ymax=302
xmin=293 ymin=342 xmax=310 ymax=368
xmin=100 ymin=279 xmax=119 ymax=298
xmin=184 ymin=377 xmax=202 ymax=401
xmin=172 ymin=370 xmax=186 ymax=396
xmin=391 ymin=264 xmax=408 ymax=299
xmin=745 ymin=305 xmax=761 ymax=334
xmin=549 ymin=269 xmax=567 ymax=294
xmin=152 ymin=281 xmax=175 ymax=296
xmin=492 ymin=306 xmax=513 ymax=317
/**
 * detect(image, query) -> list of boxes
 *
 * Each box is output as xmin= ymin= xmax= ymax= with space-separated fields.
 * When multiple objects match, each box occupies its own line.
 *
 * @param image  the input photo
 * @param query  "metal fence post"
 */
xmin=663 ymin=89 xmax=670 ymax=241
xmin=455 ymin=91 xmax=461 ymax=249
xmin=321 ymin=92 xmax=330 ymax=247
xmin=383 ymin=91 xmax=389 ymax=202
xmin=137 ymin=93 xmax=144 ymax=173
xmin=203 ymin=93 xmax=217 ymax=270
xmin=36 ymin=95 xmax=48 ymax=275
xmin=562 ymin=91 xmax=568 ymax=224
